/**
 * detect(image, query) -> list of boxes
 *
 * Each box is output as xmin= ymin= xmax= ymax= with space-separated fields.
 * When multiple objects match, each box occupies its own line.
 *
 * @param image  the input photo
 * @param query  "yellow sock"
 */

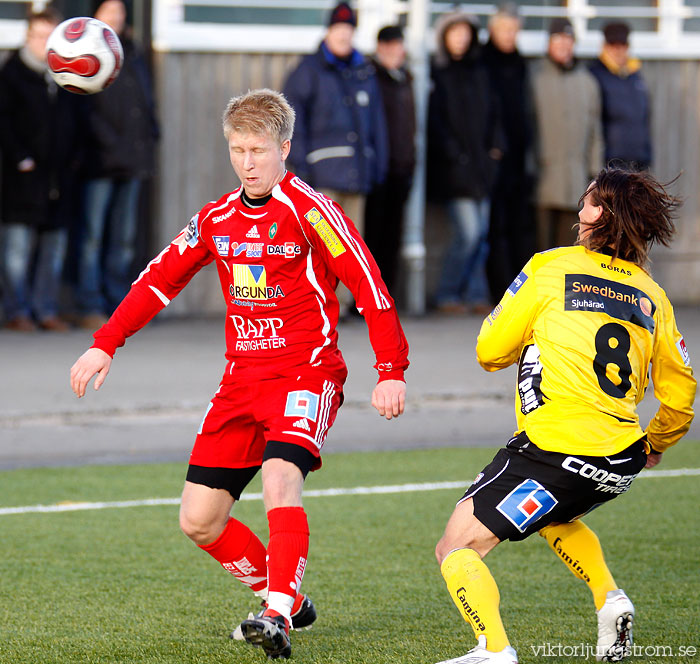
xmin=440 ymin=548 xmax=510 ymax=652
xmin=539 ymin=521 xmax=617 ymax=610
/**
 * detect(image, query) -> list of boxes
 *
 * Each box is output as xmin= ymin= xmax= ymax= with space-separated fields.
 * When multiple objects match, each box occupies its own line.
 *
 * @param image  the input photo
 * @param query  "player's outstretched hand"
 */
xmin=371 ymin=379 xmax=406 ymax=420
xmin=70 ymin=348 xmax=112 ymax=398
xmin=645 ymin=451 xmax=662 ymax=469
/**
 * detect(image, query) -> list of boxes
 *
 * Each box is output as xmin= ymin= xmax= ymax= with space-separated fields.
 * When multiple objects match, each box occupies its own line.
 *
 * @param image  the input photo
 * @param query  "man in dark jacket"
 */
xmin=282 ymin=2 xmax=388 ymax=316
xmin=589 ymin=22 xmax=652 ymax=171
xmin=363 ymin=25 xmax=416 ymax=297
xmin=0 ymin=8 xmax=83 ymax=331
xmin=427 ymin=11 xmax=503 ymax=314
xmin=76 ymin=0 xmax=159 ymax=327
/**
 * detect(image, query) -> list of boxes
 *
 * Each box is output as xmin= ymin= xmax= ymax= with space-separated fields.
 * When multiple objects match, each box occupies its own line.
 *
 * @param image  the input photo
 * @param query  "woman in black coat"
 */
xmin=0 ymin=9 xmax=84 ymax=330
xmin=427 ymin=11 xmax=503 ymax=313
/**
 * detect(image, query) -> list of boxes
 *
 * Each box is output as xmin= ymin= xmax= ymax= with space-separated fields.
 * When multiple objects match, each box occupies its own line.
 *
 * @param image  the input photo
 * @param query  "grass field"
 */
xmin=1 ymin=443 xmax=699 ymax=664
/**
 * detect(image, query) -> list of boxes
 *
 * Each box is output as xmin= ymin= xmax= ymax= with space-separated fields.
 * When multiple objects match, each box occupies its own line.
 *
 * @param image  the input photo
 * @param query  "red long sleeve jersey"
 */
xmin=92 ymin=171 xmax=409 ymax=382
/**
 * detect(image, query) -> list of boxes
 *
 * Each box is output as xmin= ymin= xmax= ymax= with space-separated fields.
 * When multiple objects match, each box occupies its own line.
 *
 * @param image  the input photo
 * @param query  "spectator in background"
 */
xmin=427 ymin=11 xmax=503 ymax=315
xmin=0 ymin=8 xmax=83 ymax=332
xmin=482 ymin=3 xmax=536 ymax=301
xmin=76 ymin=0 xmax=159 ymax=329
xmin=532 ymin=18 xmax=603 ymax=250
xmin=282 ymin=2 xmax=388 ymax=316
xmin=589 ymin=22 xmax=652 ymax=171
xmin=363 ymin=25 xmax=416 ymax=298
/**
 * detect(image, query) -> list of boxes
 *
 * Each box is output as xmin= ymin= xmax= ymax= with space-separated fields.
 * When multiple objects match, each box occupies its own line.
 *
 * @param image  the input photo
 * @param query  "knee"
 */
xmin=435 ymin=508 xmax=499 ymax=564
xmin=435 ymin=540 xmax=445 ymax=566
xmin=179 ymin=508 xmax=225 ymax=546
xmin=435 ymin=536 xmax=459 ymax=567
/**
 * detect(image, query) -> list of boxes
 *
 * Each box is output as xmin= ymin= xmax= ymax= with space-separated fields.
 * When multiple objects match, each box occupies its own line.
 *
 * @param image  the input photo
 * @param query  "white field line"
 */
xmin=0 ymin=467 xmax=698 ymax=517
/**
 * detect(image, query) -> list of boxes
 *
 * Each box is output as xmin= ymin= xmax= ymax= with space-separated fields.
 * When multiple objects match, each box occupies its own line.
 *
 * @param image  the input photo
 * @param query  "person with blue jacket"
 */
xmin=589 ymin=22 xmax=652 ymax=171
xmin=282 ymin=2 xmax=388 ymax=244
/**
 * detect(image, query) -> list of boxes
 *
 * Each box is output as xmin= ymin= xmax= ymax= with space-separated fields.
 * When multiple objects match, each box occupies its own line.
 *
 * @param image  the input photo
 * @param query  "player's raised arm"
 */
xmin=644 ymin=292 xmax=696 ymax=456
xmin=476 ymin=260 xmax=539 ymax=371
xmin=69 ymin=214 xmax=213 ymax=395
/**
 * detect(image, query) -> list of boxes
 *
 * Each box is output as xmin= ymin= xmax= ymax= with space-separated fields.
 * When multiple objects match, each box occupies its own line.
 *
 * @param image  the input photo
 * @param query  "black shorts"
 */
xmin=461 ymin=432 xmax=647 ymax=542
xmin=186 ymin=440 xmax=317 ymax=500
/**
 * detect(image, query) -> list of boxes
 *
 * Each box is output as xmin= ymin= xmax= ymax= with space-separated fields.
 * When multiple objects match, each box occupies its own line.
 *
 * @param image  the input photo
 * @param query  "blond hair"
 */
xmin=222 ymin=88 xmax=295 ymax=144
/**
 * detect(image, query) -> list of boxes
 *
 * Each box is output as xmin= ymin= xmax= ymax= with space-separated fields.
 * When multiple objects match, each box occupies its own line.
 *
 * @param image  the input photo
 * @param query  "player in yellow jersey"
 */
xmin=434 ymin=167 xmax=696 ymax=664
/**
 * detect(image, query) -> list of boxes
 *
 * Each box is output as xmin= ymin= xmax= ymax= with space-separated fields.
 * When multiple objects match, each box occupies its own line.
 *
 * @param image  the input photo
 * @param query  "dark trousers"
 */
xmin=363 ymin=173 xmax=413 ymax=297
xmin=487 ymin=168 xmax=536 ymax=302
xmin=536 ymin=207 xmax=580 ymax=252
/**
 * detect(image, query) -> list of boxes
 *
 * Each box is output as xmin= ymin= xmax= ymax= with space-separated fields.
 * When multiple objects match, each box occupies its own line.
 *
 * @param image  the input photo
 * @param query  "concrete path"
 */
xmin=1 ymin=308 xmax=698 ymax=469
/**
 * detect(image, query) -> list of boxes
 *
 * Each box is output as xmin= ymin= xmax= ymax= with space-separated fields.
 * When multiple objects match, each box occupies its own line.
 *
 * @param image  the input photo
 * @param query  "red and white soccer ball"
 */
xmin=45 ymin=17 xmax=123 ymax=95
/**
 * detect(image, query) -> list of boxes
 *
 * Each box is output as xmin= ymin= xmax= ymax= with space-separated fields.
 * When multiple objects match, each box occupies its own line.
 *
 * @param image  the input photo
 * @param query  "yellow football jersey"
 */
xmin=477 ymin=246 xmax=696 ymax=456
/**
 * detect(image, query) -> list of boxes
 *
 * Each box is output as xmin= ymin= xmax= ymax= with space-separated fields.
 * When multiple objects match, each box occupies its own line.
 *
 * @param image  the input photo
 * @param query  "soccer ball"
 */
xmin=45 ymin=17 xmax=123 ymax=95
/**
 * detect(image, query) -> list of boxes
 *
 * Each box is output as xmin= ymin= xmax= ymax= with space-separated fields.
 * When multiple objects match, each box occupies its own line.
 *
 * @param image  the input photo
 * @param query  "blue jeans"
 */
xmin=1 ymin=223 xmax=68 ymax=321
xmin=435 ymin=198 xmax=491 ymax=305
xmin=78 ymin=177 xmax=142 ymax=314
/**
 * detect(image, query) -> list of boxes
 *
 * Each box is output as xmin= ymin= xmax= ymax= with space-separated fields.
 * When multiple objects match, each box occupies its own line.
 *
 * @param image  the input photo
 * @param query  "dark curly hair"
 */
xmin=577 ymin=167 xmax=681 ymax=267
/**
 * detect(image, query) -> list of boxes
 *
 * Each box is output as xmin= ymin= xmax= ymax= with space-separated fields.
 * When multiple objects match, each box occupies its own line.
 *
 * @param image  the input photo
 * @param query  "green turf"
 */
xmin=1 ymin=443 xmax=698 ymax=663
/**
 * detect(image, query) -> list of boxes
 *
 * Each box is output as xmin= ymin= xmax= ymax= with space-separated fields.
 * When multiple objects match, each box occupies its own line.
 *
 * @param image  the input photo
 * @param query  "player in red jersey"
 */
xmin=70 ymin=88 xmax=408 ymax=660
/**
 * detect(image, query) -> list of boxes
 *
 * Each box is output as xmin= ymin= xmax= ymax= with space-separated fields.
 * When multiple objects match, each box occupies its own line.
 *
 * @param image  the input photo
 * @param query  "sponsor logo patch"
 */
xmin=221 ymin=557 xmax=266 ymax=585
xmin=565 ymin=274 xmax=656 ymax=332
xmin=232 ymin=242 xmax=248 ymax=257
xmin=551 ymin=537 xmax=591 ymax=582
xmin=284 ymin=390 xmax=320 ymax=422
xmin=230 ymin=557 xmax=255 ymax=575
xmin=677 ymin=337 xmax=691 ymax=366
xmin=293 ymin=556 xmax=307 ymax=593
xmin=172 ymin=214 xmax=200 ymax=254
xmin=228 ymin=264 xmax=284 ymax=301
xmin=230 ymin=314 xmax=286 ymax=351
xmin=496 ymin=478 xmax=558 ymax=532
xmin=267 ymin=242 xmax=302 ymax=258
xmin=293 ymin=418 xmax=311 ymax=432
xmin=561 ymin=456 xmax=638 ymax=494
xmin=212 ymin=207 xmax=235 ymax=223
xmin=518 ymin=344 xmax=544 ymax=415
xmin=246 ymin=242 xmax=264 ymax=258
xmin=456 ymin=587 xmax=486 ymax=631
xmin=305 ymin=207 xmax=345 ymax=257
xmin=213 ymin=235 xmax=230 ymax=257
xmin=507 ymin=271 xmax=528 ymax=296
xmin=486 ymin=303 xmax=502 ymax=326
xmin=600 ymin=261 xmax=632 ymax=276
xmin=184 ymin=215 xmax=199 ymax=246
xmin=227 ymin=241 xmax=264 ymax=258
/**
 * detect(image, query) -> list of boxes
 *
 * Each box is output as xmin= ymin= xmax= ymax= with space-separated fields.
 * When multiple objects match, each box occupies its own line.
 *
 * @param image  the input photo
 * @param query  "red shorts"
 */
xmin=189 ymin=369 xmax=344 ymax=471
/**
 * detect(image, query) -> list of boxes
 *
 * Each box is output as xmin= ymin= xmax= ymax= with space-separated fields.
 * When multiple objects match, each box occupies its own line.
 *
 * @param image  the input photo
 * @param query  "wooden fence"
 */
xmin=1 ymin=48 xmax=697 ymax=312
xmin=152 ymin=52 xmax=700 ymax=315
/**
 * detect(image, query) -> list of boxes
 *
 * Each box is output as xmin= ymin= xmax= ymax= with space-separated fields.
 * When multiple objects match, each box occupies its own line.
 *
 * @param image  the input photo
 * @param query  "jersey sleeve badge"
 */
xmin=677 ymin=336 xmax=691 ymax=366
xmin=507 ymin=271 xmax=528 ymax=296
xmin=172 ymin=214 xmax=201 ymax=255
xmin=304 ymin=207 xmax=346 ymax=258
